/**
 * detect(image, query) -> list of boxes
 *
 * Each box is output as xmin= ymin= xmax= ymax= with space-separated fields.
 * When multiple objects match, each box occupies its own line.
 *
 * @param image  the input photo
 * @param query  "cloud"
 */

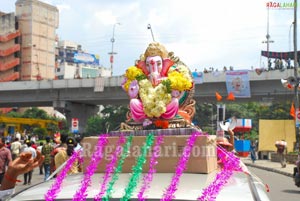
xmin=3 ymin=0 xmax=296 ymax=75
xmin=94 ymin=10 xmax=118 ymax=25
xmin=56 ymin=4 xmax=71 ymax=12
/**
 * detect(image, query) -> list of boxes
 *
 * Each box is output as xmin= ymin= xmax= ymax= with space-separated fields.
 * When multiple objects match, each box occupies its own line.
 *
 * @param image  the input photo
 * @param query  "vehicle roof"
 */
xmin=10 ymin=171 xmax=270 ymax=201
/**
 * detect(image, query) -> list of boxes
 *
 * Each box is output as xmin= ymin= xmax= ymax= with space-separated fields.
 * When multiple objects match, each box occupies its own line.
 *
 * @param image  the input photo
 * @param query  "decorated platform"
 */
xmin=43 ymin=42 xmax=249 ymax=201
xmin=82 ymin=132 xmax=217 ymax=174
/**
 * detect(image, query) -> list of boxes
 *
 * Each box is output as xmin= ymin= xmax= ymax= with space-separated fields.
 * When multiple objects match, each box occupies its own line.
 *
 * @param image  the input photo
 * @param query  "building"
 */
xmin=55 ymin=40 xmax=111 ymax=79
xmin=0 ymin=12 xmax=21 ymax=82
xmin=15 ymin=0 xmax=59 ymax=80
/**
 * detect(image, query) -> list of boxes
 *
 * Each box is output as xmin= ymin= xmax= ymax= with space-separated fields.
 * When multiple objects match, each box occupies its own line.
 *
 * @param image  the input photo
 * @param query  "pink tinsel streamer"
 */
xmin=72 ymin=135 xmax=108 ymax=201
xmin=94 ymin=135 xmax=126 ymax=200
xmin=138 ymin=135 xmax=164 ymax=200
xmin=198 ymin=145 xmax=243 ymax=201
xmin=44 ymin=150 xmax=82 ymax=201
xmin=161 ymin=132 xmax=199 ymax=201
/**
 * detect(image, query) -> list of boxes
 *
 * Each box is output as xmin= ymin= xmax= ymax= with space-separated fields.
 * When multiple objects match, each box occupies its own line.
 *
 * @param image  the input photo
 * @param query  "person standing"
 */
xmin=250 ymin=141 xmax=257 ymax=163
xmin=0 ymin=137 xmax=12 ymax=184
xmin=15 ymin=132 xmax=21 ymax=142
xmin=296 ymin=154 xmax=300 ymax=176
xmin=10 ymin=138 xmax=22 ymax=160
xmin=37 ymin=142 xmax=44 ymax=175
xmin=22 ymin=140 xmax=36 ymax=185
xmin=55 ymin=137 xmax=78 ymax=175
xmin=275 ymin=140 xmax=287 ymax=168
xmin=42 ymin=136 xmax=53 ymax=181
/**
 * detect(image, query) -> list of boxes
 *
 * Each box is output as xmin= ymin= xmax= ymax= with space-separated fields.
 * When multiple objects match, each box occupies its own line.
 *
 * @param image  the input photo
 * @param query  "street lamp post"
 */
xmin=293 ymin=0 xmax=300 ymax=152
xmin=108 ymin=23 xmax=120 ymax=77
xmin=289 ymin=22 xmax=294 ymax=52
xmin=147 ymin=24 xmax=155 ymax=42
xmin=262 ymin=6 xmax=274 ymax=70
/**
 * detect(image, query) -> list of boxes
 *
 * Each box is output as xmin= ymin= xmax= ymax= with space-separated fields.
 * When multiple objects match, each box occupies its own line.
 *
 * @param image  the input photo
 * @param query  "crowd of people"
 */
xmin=0 ymin=133 xmax=83 ymax=187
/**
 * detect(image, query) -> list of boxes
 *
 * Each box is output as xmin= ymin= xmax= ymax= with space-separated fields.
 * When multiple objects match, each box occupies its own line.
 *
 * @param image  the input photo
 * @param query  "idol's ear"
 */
xmin=136 ymin=60 xmax=149 ymax=75
xmin=161 ymin=58 xmax=174 ymax=76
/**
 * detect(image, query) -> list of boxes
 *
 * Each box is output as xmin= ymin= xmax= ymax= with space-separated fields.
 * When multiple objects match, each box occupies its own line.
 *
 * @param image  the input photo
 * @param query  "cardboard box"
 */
xmin=82 ymin=134 xmax=217 ymax=174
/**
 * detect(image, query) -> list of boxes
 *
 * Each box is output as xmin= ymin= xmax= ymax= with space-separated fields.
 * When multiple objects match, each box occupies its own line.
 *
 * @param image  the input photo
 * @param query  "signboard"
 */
xmin=72 ymin=118 xmax=79 ymax=133
xmin=225 ymin=70 xmax=251 ymax=98
xmin=74 ymin=52 xmax=100 ymax=65
xmin=192 ymin=71 xmax=203 ymax=84
xmin=296 ymin=109 xmax=300 ymax=127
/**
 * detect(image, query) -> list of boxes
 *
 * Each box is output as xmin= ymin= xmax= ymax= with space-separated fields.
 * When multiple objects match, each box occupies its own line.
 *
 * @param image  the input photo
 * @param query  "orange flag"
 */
xmin=227 ymin=92 xmax=235 ymax=101
xmin=290 ymin=102 xmax=295 ymax=119
xmin=215 ymin=92 xmax=222 ymax=101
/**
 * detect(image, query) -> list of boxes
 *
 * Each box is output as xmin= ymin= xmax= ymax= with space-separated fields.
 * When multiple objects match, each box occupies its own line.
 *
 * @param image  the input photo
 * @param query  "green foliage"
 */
xmin=46 ymin=122 xmax=59 ymax=132
xmin=85 ymin=105 xmax=129 ymax=136
xmin=136 ymin=74 xmax=147 ymax=81
xmin=162 ymin=79 xmax=172 ymax=93
xmin=33 ymin=127 xmax=48 ymax=140
xmin=85 ymin=116 xmax=106 ymax=136
xmin=22 ymin=107 xmax=49 ymax=119
xmin=6 ymin=111 xmax=22 ymax=118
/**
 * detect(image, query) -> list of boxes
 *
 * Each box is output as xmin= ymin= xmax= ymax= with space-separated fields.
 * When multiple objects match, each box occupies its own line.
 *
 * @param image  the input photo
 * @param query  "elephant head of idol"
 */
xmin=136 ymin=42 xmax=174 ymax=86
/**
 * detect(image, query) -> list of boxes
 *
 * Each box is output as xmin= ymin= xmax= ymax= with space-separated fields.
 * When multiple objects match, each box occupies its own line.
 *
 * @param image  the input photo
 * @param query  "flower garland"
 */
xmin=198 ymin=146 xmax=243 ymax=201
xmin=161 ymin=132 xmax=199 ymax=201
xmin=122 ymin=134 xmax=155 ymax=200
xmin=103 ymin=135 xmax=133 ymax=200
xmin=138 ymin=135 xmax=164 ymax=200
xmin=139 ymin=79 xmax=171 ymax=118
xmin=72 ymin=135 xmax=108 ymax=201
xmin=94 ymin=135 xmax=126 ymax=201
xmin=44 ymin=150 xmax=82 ymax=201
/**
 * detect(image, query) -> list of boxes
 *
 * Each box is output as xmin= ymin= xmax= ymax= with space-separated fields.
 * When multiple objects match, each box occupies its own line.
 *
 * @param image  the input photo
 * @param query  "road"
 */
xmin=249 ymin=167 xmax=300 ymax=201
xmin=14 ymin=169 xmax=45 ymax=194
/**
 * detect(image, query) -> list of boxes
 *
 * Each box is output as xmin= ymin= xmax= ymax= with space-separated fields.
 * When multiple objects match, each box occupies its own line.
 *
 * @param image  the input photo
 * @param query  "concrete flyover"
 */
xmin=0 ymin=68 xmax=296 ymax=108
xmin=0 ymin=69 xmax=295 ymax=132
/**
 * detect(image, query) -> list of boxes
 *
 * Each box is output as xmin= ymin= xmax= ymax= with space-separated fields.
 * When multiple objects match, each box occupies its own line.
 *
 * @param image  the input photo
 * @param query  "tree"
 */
xmin=101 ymin=105 xmax=128 ymax=131
xmin=33 ymin=127 xmax=48 ymax=140
xmin=22 ymin=107 xmax=49 ymax=119
xmin=85 ymin=105 xmax=129 ymax=136
xmin=194 ymin=101 xmax=293 ymax=140
xmin=85 ymin=116 xmax=106 ymax=136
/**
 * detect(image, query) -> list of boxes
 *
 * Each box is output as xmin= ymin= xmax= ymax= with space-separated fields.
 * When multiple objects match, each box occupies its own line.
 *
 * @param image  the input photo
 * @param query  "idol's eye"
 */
xmin=157 ymin=61 xmax=162 ymax=67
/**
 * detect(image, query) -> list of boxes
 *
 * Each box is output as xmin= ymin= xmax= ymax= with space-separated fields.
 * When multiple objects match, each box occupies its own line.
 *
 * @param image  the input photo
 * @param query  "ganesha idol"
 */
xmin=121 ymin=42 xmax=196 ymax=129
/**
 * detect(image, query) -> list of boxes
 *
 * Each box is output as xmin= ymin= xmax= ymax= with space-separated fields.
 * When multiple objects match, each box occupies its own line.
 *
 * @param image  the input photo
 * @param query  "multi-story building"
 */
xmin=56 ymin=40 xmax=110 ymax=79
xmin=15 ymin=0 xmax=59 ymax=80
xmin=0 ymin=12 xmax=20 ymax=82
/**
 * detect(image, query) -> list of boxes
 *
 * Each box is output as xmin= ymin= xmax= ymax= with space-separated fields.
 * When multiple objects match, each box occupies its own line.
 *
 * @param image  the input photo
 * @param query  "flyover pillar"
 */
xmin=53 ymin=101 xmax=99 ymax=134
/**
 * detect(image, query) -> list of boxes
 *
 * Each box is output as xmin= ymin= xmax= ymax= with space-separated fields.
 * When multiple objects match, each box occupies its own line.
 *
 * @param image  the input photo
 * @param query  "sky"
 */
xmin=1 ymin=0 xmax=299 ymax=76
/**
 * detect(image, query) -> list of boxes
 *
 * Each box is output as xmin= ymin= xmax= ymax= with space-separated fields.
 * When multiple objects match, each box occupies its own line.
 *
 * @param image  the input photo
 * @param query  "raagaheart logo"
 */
xmin=266 ymin=1 xmax=296 ymax=9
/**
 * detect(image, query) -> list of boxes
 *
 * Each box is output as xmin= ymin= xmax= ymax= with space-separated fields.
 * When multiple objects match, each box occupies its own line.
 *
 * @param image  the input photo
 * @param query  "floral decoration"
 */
xmin=122 ymin=63 xmax=192 ymax=119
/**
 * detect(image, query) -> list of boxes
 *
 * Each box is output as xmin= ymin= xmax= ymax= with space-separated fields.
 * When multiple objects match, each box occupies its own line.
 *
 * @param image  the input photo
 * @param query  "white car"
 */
xmin=9 ymin=169 xmax=270 ymax=200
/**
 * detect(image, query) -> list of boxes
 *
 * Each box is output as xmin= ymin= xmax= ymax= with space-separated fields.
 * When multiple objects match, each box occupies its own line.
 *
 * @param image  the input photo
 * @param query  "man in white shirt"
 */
xmin=10 ymin=138 xmax=22 ymax=160
xmin=22 ymin=140 xmax=36 ymax=185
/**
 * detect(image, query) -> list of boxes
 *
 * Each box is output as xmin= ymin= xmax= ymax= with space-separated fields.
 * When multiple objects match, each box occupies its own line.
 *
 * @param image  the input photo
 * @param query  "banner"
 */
xmin=192 ymin=71 xmax=203 ymax=84
xmin=225 ymin=70 xmax=251 ymax=98
xmin=261 ymin=50 xmax=300 ymax=60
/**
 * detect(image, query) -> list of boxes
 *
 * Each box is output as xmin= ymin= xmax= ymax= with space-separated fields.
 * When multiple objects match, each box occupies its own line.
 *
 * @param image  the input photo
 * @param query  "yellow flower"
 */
xmin=123 ymin=79 xmax=132 ymax=92
xmin=125 ymin=66 xmax=144 ymax=80
xmin=168 ymin=71 xmax=192 ymax=91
